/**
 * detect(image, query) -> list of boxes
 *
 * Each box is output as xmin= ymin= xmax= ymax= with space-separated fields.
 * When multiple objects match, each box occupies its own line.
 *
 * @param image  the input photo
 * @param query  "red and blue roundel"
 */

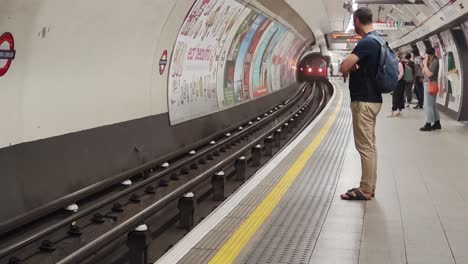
xmin=0 ymin=32 xmax=16 ymax=77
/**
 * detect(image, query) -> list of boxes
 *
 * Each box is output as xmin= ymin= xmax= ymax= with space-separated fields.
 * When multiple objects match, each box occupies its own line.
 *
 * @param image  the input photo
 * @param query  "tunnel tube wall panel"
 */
xmin=168 ymin=0 xmax=305 ymax=124
xmin=0 ymin=84 xmax=297 ymax=223
xmin=0 ymin=0 xmax=305 ymax=224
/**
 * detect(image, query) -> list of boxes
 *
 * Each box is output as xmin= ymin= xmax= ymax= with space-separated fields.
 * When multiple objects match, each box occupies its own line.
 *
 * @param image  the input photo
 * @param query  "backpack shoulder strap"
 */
xmin=367 ymin=33 xmax=385 ymax=47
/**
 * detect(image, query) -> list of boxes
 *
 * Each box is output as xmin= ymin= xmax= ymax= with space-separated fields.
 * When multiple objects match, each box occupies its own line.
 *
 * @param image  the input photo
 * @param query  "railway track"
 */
xmin=0 ymin=81 xmax=332 ymax=264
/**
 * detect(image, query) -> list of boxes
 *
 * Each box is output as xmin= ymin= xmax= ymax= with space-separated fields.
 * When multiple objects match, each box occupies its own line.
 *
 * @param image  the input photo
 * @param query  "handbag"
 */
xmin=428 ymin=81 xmax=439 ymax=96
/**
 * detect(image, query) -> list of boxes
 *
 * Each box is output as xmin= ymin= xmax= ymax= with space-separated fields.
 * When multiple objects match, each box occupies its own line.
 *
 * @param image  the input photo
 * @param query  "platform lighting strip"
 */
xmin=208 ymin=90 xmax=344 ymax=264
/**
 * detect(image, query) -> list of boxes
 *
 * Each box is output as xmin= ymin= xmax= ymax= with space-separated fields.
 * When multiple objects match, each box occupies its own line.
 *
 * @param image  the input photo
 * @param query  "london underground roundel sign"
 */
xmin=159 ymin=50 xmax=168 ymax=75
xmin=0 ymin=32 xmax=16 ymax=77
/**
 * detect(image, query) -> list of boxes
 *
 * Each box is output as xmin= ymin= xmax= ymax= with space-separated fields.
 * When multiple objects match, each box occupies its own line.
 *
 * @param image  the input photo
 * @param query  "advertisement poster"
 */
xmin=250 ymin=23 xmax=279 ymax=98
xmin=168 ymin=0 xmax=245 ymax=124
xmin=168 ymin=0 xmax=305 ymax=124
xmin=429 ymin=35 xmax=447 ymax=106
xmin=216 ymin=8 xmax=251 ymax=108
xmin=416 ymin=41 xmax=426 ymax=56
xmin=440 ymin=30 xmax=462 ymax=111
xmin=243 ymin=19 xmax=271 ymax=99
xmin=270 ymin=32 xmax=296 ymax=92
xmin=233 ymin=15 xmax=266 ymax=104
xmin=283 ymin=37 xmax=304 ymax=87
xmin=223 ymin=11 xmax=258 ymax=107
xmin=263 ymin=26 xmax=287 ymax=93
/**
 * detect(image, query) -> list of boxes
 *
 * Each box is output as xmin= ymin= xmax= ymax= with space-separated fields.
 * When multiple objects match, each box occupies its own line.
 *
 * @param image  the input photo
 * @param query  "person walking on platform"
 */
xmin=388 ymin=54 xmax=405 ymax=117
xmin=404 ymin=53 xmax=415 ymax=107
xmin=413 ymin=51 xmax=424 ymax=109
xmin=420 ymin=47 xmax=442 ymax=131
xmin=339 ymin=7 xmax=383 ymax=200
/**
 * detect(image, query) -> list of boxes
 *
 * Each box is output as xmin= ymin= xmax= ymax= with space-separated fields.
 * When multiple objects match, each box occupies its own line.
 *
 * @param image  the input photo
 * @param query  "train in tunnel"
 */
xmin=297 ymin=54 xmax=330 ymax=82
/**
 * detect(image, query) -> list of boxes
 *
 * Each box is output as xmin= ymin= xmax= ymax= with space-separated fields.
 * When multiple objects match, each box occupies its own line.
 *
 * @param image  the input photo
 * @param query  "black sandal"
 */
xmin=347 ymin=187 xmax=375 ymax=197
xmin=341 ymin=188 xmax=371 ymax=200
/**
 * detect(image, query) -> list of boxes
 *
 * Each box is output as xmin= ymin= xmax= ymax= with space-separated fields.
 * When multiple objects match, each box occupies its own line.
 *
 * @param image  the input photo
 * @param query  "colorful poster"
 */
xmin=168 ymin=0 xmax=245 ymax=124
xmin=250 ymin=23 xmax=279 ymax=98
xmin=270 ymin=32 xmax=295 ymax=92
xmin=223 ymin=11 xmax=258 ymax=107
xmin=243 ymin=19 xmax=271 ymax=99
xmin=416 ymin=41 xmax=426 ymax=56
xmin=439 ymin=30 xmax=462 ymax=111
xmin=264 ymin=27 xmax=287 ymax=93
xmin=233 ymin=15 xmax=266 ymax=104
xmin=216 ymin=8 xmax=251 ymax=108
xmin=429 ymin=35 xmax=447 ymax=106
xmin=282 ymin=37 xmax=304 ymax=87
xmin=167 ymin=0 xmax=305 ymax=124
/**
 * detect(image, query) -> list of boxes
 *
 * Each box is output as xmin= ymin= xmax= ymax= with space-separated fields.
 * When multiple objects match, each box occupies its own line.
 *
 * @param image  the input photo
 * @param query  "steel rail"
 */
xmin=0 ymin=83 xmax=309 ymax=259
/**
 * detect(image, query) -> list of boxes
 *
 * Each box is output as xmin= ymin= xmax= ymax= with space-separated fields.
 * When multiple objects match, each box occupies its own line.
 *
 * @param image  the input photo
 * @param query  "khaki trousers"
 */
xmin=350 ymin=101 xmax=382 ymax=193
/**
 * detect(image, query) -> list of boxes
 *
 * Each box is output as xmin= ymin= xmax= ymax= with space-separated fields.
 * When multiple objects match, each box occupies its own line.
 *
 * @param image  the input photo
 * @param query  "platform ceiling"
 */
xmin=283 ymin=0 xmax=450 ymax=45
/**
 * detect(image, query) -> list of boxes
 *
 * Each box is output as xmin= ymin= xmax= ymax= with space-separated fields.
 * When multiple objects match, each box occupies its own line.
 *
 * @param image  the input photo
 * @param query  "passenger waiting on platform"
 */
xmin=339 ymin=7 xmax=382 ymax=200
xmin=413 ymin=51 xmax=424 ymax=109
xmin=420 ymin=47 xmax=442 ymax=131
xmin=404 ymin=53 xmax=416 ymax=107
xmin=389 ymin=54 xmax=405 ymax=117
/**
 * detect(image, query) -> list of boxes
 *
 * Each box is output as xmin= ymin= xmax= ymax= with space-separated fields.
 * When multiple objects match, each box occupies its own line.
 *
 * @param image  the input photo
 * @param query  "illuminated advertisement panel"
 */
xmin=250 ymin=23 xmax=279 ymax=98
xmin=429 ymin=35 xmax=447 ymax=106
xmin=233 ymin=15 xmax=266 ymax=104
xmin=439 ymin=30 xmax=462 ymax=111
xmin=168 ymin=0 xmax=305 ymax=124
xmin=217 ymin=8 xmax=252 ymax=108
xmin=223 ymin=11 xmax=258 ymax=107
xmin=242 ymin=19 xmax=271 ymax=99
xmin=168 ymin=0 xmax=245 ymax=124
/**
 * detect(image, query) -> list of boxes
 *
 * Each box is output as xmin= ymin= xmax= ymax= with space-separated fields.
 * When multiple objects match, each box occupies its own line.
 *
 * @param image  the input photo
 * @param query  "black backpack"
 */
xmin=367 ymin=33 xmax=399 ymax=93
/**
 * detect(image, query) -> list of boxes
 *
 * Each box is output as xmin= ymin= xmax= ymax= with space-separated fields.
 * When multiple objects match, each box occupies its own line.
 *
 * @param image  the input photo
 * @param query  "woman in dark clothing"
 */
xmin=413 ymin=51 xmax=425 ymax=109
xmin=389 ymin=54 xmax=405 ymax=117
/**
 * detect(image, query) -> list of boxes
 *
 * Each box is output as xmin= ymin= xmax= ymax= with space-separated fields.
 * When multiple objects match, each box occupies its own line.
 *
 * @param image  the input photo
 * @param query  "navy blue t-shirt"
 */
xmin=349 ymin=31 xmax=383 ymax=103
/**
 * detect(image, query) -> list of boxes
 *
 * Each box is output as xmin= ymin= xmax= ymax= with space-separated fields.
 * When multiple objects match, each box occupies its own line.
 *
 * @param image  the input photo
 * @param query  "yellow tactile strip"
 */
xmin=207 ymin=90 xmax=344 ymax=264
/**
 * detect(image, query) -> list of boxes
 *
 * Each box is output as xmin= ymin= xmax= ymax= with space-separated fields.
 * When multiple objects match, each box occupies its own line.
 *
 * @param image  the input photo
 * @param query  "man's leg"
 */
xmin=414 ymin=79 xmax=423 ymax=107
xmin=368 ymin=103 xmax=382 ymax=194
xmin=406 ymin=82 xmax=413 ymax=103
xmin=353 ymin=102 xmax=381 ymax=194
xmin=398 ymin=83 xmax=406 ymax=110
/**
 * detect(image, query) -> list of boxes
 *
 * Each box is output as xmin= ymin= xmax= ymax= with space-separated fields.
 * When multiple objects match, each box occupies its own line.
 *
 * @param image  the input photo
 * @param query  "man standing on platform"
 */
xmin=339 ymin=7 xmax=382 ymax=200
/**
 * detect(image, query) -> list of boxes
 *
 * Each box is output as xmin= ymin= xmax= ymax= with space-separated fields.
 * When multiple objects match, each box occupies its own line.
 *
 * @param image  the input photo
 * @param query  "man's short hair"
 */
xmin=405 ymin=53 xmax=412 ymax=60
xmin=354 ymin=7 xmax=373 ymax=25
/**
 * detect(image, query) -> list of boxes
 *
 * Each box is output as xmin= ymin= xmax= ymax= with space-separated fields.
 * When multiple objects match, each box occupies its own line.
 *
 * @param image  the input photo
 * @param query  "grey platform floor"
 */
xmin=312 ymin=79 xmax=468 ymax=264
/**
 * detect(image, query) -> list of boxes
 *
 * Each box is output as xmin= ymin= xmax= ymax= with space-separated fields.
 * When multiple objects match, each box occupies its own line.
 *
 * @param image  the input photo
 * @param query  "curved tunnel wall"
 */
xmin=168 ymin=0 xmax=305 ymax=124
xmin=0 ymin=0 xmax=306 ymax=223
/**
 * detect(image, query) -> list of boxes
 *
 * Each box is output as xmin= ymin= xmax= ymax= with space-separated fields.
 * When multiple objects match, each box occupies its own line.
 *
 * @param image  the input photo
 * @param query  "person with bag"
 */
xmin=339 ymin=7 xmax=398 ymax=200
xmin=403 ymin=53 xmax=415 ymax=107
xmin=420 ymin=47 xmax=442 ymax=131
xmin=389 ymin=53 xmax=406 ymax=117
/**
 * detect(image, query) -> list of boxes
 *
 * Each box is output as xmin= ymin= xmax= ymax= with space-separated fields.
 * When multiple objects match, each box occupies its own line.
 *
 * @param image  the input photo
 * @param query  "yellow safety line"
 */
xmin=208 ymin=89 xmax=343 ymax=264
